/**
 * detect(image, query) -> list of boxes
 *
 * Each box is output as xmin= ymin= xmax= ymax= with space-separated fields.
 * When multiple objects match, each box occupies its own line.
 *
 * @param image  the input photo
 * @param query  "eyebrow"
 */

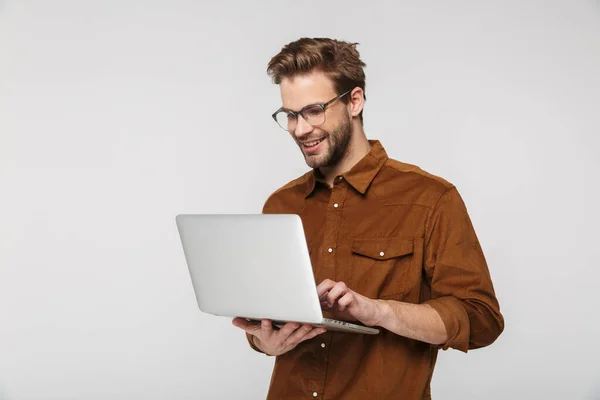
xmin=280 ymin=101 xmax=323 ymax=113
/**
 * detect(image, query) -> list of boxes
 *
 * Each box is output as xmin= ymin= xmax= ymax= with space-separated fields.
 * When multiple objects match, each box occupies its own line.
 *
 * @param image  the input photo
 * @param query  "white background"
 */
xmin=1 ymin=1 xmax=599 ymax=399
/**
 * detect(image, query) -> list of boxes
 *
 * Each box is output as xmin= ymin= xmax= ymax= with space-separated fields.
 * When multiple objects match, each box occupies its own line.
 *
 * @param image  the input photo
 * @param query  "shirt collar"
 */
xmin=304 ymin=139 xmax=388 ymax=198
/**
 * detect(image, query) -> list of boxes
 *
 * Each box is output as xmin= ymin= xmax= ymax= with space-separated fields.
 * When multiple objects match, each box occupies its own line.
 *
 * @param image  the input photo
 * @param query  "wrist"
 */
xmin=374 ymin=299 xmax=391 ymax=327
xmin=252 ymin=335 xmax=263 ymax=350
xmin=252 ymin=336 xmax=273 ymax=356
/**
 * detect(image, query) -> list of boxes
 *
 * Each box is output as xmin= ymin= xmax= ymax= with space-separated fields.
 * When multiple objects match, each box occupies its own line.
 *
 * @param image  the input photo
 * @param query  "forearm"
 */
xmin=376 ymin=300 xmax=448 ymax=345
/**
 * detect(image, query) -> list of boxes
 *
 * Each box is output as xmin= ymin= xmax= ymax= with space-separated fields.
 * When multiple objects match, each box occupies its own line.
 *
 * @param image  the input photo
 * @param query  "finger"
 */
xmin=320 ymin=300 xmax=332 ymax=309
xmin=316 ymin=279 xmax=337 ymax=298
xmin=277 ymin=321 xmax=302 ymax=338
xmin=261 ymin=319 xmax=274 ymax=333
xmin=319 ymin=290 xmax=333 ymax=303
xmin=337 ymin=292 xmax=355 ymax=312
xmin=327 ymin=282 xmax=349 ymax=307
xmin=283 ymin=324 xmax=314 ymax=347
xmin=298 ymin=327 xmax=328 ymax=343
xmin=232 ymin=317 xmax=261 ymax=334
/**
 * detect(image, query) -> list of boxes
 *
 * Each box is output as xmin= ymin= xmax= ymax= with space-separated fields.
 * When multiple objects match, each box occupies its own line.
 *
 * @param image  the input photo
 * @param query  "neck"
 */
xmin=320 ymin=126 xmax=371 ymax=187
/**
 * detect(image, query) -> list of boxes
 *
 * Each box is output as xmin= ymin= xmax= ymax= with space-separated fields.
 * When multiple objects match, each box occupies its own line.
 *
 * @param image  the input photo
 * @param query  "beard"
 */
xmin=300 ymin=112 xmax=353 ymax=170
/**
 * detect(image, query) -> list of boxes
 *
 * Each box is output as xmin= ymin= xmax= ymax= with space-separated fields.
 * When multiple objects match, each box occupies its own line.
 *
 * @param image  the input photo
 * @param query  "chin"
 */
xmin=306 ymin=154 xmax=330 ymax=169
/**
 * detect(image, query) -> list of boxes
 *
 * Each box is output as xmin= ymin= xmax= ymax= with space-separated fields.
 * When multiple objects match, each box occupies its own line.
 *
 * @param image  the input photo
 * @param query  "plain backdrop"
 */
xmin=1 ymin=1 xmax=599 ymax=399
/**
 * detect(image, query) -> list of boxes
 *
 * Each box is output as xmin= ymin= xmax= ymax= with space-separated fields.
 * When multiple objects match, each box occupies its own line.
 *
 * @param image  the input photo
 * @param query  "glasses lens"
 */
xmin=275 ymin=111 xmax=295 ymax=131
xmin=302 ymin=105 xmax=325 ymax=126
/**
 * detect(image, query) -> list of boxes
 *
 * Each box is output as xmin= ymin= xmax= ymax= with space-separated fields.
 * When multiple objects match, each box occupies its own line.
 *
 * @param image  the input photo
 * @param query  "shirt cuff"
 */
xmin=425 ymin=296 xmax=470 ymax=352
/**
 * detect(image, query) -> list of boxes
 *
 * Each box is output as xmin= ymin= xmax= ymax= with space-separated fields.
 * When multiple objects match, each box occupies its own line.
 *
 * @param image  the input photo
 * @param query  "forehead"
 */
xmin=279 ymin=70 xmax=337 ymax=110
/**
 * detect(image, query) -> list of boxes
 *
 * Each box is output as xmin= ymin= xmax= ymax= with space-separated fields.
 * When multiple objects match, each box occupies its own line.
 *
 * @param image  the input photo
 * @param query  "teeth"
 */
xmin=304 ymin=138 xmax=323 ymax=147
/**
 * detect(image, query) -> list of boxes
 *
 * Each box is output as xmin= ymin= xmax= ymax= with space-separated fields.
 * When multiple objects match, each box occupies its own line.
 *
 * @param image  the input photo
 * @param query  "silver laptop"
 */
xmin=175 ymin=213 xmax=379 ymax=335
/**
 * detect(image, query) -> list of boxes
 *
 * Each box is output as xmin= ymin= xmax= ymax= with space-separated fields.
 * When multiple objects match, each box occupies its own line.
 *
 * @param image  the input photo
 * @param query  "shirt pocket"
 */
xmin=348 ymin=236 xmax=421 ymax=300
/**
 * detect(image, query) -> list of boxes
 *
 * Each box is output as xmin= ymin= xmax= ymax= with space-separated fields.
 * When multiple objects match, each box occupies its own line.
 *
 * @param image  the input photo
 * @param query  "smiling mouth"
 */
xmin=302 ymin=138 xmax=325 ymax=148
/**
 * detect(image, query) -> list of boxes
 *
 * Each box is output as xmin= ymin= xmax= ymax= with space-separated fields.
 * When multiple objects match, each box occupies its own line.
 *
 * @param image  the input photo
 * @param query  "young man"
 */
xmin=232 ymin=38 xmax=504 ymax=400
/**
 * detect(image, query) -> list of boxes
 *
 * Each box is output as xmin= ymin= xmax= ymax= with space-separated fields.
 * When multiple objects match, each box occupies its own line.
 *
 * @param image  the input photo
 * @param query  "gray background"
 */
xmin=1 ymin=0 xmax=599 ymax=399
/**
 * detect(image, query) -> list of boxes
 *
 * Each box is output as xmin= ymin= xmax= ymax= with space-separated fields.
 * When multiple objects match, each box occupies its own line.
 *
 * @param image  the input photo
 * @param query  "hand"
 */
xmin=317 ymin=279 xmax=383 ymax=327
xmin=232 ymin=318 xmax=327 ymax=356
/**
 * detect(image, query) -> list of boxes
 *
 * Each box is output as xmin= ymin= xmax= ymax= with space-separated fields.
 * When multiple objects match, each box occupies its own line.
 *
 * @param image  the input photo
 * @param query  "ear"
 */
xmin=347 ymin=87 xmax=365 ymax=119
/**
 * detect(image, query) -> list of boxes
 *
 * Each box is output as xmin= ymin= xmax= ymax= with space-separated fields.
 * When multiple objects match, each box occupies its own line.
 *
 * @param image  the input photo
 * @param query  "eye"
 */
xmin=305 ymin=106 xmax=324 ymax=117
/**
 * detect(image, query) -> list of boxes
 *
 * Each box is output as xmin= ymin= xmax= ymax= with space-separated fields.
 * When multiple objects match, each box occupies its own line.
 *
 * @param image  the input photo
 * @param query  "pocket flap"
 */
xmin=351 ymin=237 xmax=414 ymax=260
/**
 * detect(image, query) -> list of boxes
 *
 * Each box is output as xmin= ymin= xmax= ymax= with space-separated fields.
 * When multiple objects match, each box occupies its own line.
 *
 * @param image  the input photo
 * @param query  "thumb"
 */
xmin=232 ymin=317 xmax=261 ymax=334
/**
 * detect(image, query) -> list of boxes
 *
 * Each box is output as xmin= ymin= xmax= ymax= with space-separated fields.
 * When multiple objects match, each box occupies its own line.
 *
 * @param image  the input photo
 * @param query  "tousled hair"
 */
xmin=267 ymin=37 xmax=367 ymax=124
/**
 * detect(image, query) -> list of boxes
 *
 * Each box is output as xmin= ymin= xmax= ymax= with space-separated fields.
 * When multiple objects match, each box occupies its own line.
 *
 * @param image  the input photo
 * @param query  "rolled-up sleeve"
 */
xmin=423 ymin=186 xmax=504 ymax=353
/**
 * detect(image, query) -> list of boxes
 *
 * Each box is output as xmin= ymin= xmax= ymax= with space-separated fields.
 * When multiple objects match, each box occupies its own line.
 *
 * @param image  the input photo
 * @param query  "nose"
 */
xmin=293 ymin=114 xmax=314 ymax=139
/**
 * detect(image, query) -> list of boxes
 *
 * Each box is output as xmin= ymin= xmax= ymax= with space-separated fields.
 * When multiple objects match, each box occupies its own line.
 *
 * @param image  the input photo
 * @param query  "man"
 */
xmin=232 ymin=37 xmax=504 ymax=400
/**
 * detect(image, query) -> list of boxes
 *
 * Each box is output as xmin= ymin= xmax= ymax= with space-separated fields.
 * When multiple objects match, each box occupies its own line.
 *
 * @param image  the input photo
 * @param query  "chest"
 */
xmin=299 ymin=192 xmax=430 ymax=302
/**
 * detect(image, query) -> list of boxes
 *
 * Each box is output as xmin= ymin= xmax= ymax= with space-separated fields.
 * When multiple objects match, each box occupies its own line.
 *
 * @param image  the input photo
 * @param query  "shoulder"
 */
xmin=373 ymin=158 xmax=456 ymax=209
xmin=261 ymin=171 xmax=312 ymax=213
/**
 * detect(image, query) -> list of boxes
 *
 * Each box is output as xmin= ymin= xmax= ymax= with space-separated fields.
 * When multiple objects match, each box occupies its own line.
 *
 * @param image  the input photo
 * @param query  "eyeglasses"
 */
xmin=271 ymin=90 xmax=351 ymax=132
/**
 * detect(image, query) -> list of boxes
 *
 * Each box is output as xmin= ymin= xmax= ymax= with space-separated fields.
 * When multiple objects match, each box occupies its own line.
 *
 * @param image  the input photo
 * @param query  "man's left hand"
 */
xmin=317 ymin=279 xmax=384 ymax=327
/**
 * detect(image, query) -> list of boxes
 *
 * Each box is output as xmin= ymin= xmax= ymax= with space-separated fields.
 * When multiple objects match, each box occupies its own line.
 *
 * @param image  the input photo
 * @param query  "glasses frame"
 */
xmin=271 ymin=90 xmax=352 ymax=132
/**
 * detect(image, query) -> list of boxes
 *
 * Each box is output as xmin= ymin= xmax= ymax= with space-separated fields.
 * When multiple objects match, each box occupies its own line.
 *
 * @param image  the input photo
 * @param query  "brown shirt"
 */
xmin=246 ymin=140 xmax=504 ymax=399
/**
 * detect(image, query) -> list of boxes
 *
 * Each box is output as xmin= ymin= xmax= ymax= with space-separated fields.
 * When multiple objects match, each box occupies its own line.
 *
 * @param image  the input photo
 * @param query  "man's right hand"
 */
xmin=232 ymin=318 xmax=327 ymax=356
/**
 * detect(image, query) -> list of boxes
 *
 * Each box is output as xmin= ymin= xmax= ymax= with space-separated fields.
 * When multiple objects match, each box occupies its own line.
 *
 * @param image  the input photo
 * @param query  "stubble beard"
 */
xmin=302 ymin=113 xmax=353 ymax=170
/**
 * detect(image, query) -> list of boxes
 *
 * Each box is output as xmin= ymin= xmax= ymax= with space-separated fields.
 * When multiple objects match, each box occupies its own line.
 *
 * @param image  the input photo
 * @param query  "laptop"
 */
xmin=175 ymin=213 xmax=379 ymax=335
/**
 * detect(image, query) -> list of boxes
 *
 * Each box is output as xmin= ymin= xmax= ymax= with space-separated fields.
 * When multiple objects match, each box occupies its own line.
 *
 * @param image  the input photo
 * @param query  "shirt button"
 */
xmin=333 ymin=203 xmax=339 ymax=208
xmin=379 ymin=251 xmax=385 ymax=256
xmin=328 ymin=248 xmax=333 ymax=253
xmin=313 ymin=392 xmax=318 ymax=397
xmin=321 ymin=343 xmax=326 ymax=348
